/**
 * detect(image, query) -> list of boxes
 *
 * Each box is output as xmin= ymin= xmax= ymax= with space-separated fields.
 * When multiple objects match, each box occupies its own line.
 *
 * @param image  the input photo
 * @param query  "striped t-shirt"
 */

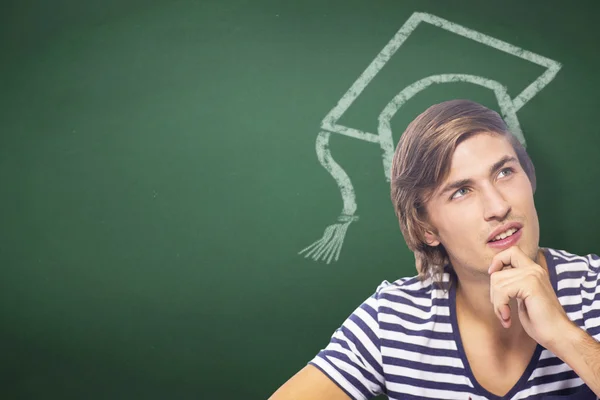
xmin=309 ymin=247 xmax=600 ymax=399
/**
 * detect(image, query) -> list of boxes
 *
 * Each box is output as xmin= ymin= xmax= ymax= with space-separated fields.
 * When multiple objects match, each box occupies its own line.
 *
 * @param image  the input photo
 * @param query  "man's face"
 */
xmin=424 ymin=132 xmax=540 ymax=275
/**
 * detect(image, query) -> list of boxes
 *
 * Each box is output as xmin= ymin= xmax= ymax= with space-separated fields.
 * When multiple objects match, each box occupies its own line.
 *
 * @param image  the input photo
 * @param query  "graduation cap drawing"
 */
xmin=299 ymin=12 xmax=561 ymax=264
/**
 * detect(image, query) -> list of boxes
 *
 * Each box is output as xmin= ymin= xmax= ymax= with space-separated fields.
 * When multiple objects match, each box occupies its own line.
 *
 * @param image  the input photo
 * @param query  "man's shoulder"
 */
xmin=373 ymin=274 xmax=434 ymax=295
xmin=546 ymin=247 xmax=600 ymax=275
xmin=369 ymin=271 xmax=451 ymax=312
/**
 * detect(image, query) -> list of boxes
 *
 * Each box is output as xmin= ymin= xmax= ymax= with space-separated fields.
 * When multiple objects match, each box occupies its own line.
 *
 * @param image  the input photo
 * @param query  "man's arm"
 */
xmin=269 ymin=365 xmax=352 ymax=400
xmin=487 ymin=248 xmax=600 ymax=395
xmin=270 ymin=282 xmax=388 ymax=399
xmin=551 ymin=321 xmax=600 ymax=398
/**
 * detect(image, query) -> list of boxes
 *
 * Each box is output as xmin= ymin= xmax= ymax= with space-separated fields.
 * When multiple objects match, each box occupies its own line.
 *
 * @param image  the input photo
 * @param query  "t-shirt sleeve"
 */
xmin=582 ymin=254 xmax=600 ymax=341
xmin=308 ymin=281 xmax=389 ymax=400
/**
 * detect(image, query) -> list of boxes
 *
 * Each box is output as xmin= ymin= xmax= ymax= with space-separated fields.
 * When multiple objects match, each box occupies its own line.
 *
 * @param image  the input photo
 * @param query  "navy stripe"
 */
xmin=394 ymin=276 xmax=424 ymax=287
xmin=386 ymin=373 xmax=474 ymax=392
xmin=582 ymin=288 xmax=600 ymax=302
xmin=340 ymin=324 xmax=383 ymax=379
xmin=572 ymin=318 xmax=584 ymax=328
xmin=556 ymin=270 xmax=586 ymax=280
xmin=379 ymin=293 xmax=432 ymax=313
xmin=380 ymin=305 xmax=451 ymax=325
xmin=587 ymin=325 xmax=600 ymax=338
xmin=344 ymin=316 xmax=383 ymax=375
xmin=554 ymin=250 xmax=586 ymax=262
xmin=431 ymin=297 xmax=450 ymax=307
xmin=525 ymin=369 xmax=579 ymax=388
xmin=582 ymin=291 xmax=600 ymax=310
xmin=320 ymin=349 xmax=382 ymax=388
xmin=382 ymin=355 xmax=464 ymax=374
xmin=520 ymin=385 xmax=583 ymax=399
xmin=563 ymin=304 xmax=580 ymax=314
xmin=587 ymin=254 xmax=600 ymax=273
xmin=582 ymin=275 xmax=600 ymax=289
xmin=386 ymin=390 xmax=478 ymax=400
xmin=308 ymin=361 xmax=366 ymax=400
xmin=381 ymin=338 xmax=459 ymax=358
xmin=385 ymin=288 xmax=434 ymax=299
xmin=331 ymin=336 xmax=352 ymax=352
xmin=349 ymin=308 xmax=379 ymax=347
xmin=584 ymin=308 xmax=600 ymax=320
xmin=380 ymin=323 xmax=454 ymax=341
xmin=557 ymin=287 xmax=580 ymax=297
xmin=360 ymin=301 xmax=378 ymax=321
xmin=537 ymin=355 xmax=563 ymax=368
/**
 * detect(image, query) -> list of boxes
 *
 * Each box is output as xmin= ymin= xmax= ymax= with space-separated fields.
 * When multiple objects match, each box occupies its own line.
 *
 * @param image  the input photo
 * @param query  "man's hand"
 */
xmin=487 ymin=246 xmax=573 ymax=349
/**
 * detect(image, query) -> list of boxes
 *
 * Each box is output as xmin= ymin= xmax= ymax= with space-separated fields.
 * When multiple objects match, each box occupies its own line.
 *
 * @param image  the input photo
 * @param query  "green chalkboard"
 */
xmin=1 ymin=0 xmax=599 ymax=398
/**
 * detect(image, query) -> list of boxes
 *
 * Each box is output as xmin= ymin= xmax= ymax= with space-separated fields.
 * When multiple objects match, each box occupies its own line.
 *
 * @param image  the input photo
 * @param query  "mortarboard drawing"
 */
xmin=299 ymin=11 xmax=561 ymax=264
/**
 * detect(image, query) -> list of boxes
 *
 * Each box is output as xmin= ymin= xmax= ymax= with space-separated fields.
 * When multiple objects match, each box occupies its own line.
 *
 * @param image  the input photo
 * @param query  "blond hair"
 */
xmin=390 ymin=99 xmax=536 ymax=286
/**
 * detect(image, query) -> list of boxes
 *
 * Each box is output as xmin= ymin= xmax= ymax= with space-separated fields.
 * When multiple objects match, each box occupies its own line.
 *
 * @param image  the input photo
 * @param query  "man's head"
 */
xmin=390 ymin=99 xmax=538 ymax=284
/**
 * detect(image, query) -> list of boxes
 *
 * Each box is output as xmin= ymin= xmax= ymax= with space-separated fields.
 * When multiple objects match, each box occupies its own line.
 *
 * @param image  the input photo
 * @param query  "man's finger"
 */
xmin=499 ymin=304 xmax=511 ymax=327
xmin=489 ymin=267 xmax=524 ymax=303
xmin=490 ymin=273 xmax=533 ymax=328
xmin=488 ymin=246 xmax=532 ymax=274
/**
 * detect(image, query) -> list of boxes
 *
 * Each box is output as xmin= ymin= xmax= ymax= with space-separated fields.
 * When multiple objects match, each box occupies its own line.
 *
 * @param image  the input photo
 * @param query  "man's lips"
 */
xmin=487 ymin=228 xmax=523 ymax=250
xmin=486 ymin=222 xmax=524 ymax=243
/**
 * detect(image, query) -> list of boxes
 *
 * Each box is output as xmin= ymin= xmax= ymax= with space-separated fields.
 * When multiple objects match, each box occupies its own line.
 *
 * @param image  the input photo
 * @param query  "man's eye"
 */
xmin=498 ymin=167 xmax=514 ymax=178
xmin=451 ymin=188 xmax=469 ymax=200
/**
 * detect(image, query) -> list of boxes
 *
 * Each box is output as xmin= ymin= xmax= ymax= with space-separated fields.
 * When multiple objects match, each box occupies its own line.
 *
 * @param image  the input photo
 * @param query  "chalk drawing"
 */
xmin=299 ymin=11 xmax=561 ymax=264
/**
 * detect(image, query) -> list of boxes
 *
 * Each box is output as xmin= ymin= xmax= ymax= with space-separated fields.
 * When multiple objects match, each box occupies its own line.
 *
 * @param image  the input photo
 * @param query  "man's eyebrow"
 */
xmin=490 ymin=155 xmax=518 ymax=176
xmin=438 ymin=155 xmax=518 ymax=197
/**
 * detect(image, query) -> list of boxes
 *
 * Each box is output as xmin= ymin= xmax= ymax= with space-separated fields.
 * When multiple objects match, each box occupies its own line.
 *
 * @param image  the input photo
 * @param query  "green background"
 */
xmin=1 ymin=0 xmax=599 ymax=398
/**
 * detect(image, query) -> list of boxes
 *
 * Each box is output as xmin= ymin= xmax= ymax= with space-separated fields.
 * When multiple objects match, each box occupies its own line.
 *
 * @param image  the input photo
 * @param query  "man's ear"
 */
xmin=424 ymin=229 xmax=440 ymax=247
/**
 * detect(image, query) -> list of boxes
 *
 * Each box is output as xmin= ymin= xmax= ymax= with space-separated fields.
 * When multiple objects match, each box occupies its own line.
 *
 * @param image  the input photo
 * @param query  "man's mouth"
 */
xmin=489 ymin=227 xmax=519 ymax=242
xmin=487 ymin=227 xmax=523 ymax=249
xmin=486 ymin=222 xmax=524 ymax=243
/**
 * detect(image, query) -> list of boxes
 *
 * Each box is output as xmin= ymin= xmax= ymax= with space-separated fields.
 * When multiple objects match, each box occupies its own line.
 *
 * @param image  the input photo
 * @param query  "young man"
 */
xmin=270 ymin=100 xmax=600 ymax=399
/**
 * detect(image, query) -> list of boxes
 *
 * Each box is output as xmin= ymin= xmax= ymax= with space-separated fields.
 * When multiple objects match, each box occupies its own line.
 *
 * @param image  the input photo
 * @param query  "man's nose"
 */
xmin=482 ymin=185 xmax=511 ymax=221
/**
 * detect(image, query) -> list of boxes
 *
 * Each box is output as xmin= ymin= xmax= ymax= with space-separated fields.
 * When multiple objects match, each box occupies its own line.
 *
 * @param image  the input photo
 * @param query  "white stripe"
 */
xmin=353 ymin=304 xmax=379 ymax=331
xmin=398 ymin=277 xmax=447 ymax=291
xmin=379 ymin=306 xmax=451 ymax=320
xmin=552 ymin=250 xmax=586 ymax=263
xmin=386 ymin=382 xmax=475 ymax=399
xmin=379 ymin=293 xmax=433 ymax=310
xmin=349 ymin=308 xmax=385 ymax=383
xmin=512 ymin=377 xmax=585 ymax=399
xmin=549 ymin=249 xmax=576 ymax=260
xmin=582 ymin=285 xmax=600 ymax=301
xmin=311 ymin=357 xmax=369 ymax=400
xmin=588 ymin=254 xmax=600 ymax=269
xmin=378 ymin=302 xmax=450 ymax=320
xmin=582 ymin=278 xmax=599 ymax=292
xmin=380 ymin=331 xmax=457 ymax=350
xmin=327 ymin=355 xmax=381 ymax=394
xmin=334 ymin=322 xmax=382 ymax=383
xmin=586 ymin=315 xmax=600 ymax=330
xmin=559 ymin=295 xmax=581 ymax=306
xmin=391 ymin=279 xmax=432 ymax=291
xmin=386 ymin=364 xmax=468 ymax=384
xmin=566 ymin=311 xmax=583 ymax=322
xmin=378 ymin=298 xmax=437 ymax=318
xmin=557 ymin=278 xmax=583 ymax=291
xmin=556 ymin=261 xmax=588 ymax=274
xmin=539 ymin=349 xmax=557 ymax=360
xmin=529 ymin=362 xmax=573 ymax=379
